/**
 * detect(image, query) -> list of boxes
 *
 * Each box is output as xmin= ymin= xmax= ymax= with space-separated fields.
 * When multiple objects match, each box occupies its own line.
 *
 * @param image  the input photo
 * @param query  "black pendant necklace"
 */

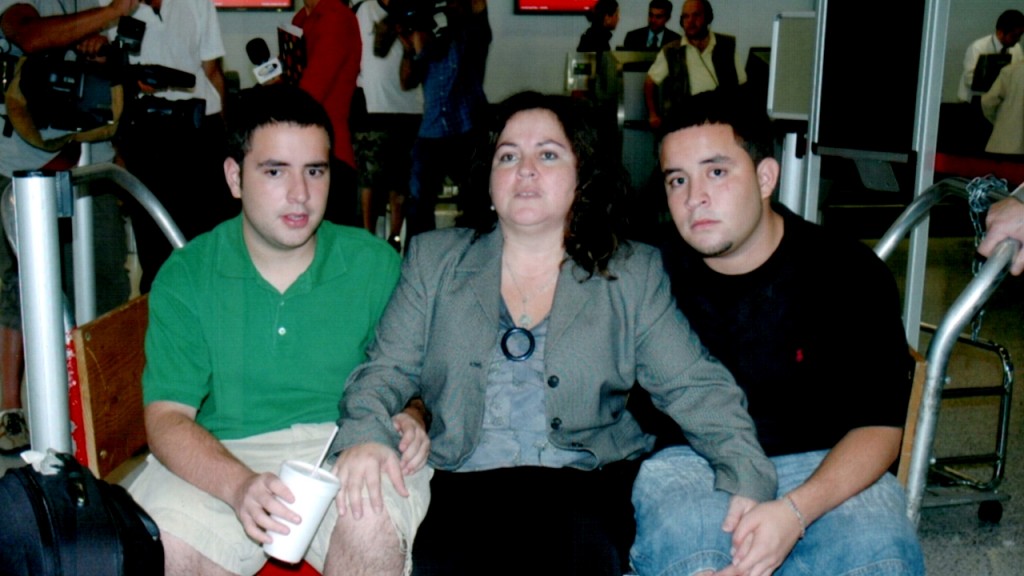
xmin=500 ymin=326 xmax=536 ymax=361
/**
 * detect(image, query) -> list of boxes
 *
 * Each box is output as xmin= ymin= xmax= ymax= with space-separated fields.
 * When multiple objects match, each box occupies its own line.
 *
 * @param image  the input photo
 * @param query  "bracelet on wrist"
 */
xmin=783 ymin=494 xmax=807 ymax=539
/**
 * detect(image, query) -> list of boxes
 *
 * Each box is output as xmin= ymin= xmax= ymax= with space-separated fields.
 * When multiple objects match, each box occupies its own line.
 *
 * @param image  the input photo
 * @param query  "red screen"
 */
xmin=516 ymin=0 xmax=596 ymax=14
xmin=214 ymin=0 xmax=292 ymax=10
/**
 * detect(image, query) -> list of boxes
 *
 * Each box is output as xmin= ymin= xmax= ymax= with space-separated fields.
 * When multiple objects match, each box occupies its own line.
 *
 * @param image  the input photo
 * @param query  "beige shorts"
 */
xmin=127 ymin=423 xmax=432 ymax=575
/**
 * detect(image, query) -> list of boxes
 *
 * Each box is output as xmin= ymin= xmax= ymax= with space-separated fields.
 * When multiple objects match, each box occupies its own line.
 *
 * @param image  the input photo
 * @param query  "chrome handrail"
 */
xmin=873 ymin=177 xmax=1020 ymax=525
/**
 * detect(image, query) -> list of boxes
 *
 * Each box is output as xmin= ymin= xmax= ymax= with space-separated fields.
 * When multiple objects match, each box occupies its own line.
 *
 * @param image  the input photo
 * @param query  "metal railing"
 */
xmin=872 ymin=177 xmax=1020 ymax=525
xmin=2 ymin=163 xmax=184 ymax=454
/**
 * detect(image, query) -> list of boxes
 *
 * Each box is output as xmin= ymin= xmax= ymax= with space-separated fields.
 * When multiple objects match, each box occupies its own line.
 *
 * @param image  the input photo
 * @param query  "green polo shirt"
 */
xmin=142 ymin=216 xmax=400 ymax=440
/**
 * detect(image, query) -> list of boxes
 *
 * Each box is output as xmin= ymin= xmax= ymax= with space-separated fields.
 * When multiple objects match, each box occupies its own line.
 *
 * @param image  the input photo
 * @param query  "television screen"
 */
xmin=516 ymin=0 xmax=596 ymax=15
xmin=214 ymin=0 xmax=292 ymax=11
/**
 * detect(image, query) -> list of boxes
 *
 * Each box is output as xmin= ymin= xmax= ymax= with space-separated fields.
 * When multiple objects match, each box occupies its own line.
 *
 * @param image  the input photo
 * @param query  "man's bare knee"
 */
xmin=162 ymin=532 xmax=237 ymax=576
xmin=323 ymin=506 xmax=404 ymax=576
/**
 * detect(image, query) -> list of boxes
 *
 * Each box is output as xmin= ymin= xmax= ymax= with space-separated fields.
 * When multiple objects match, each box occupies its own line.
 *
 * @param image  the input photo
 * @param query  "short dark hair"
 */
xmin=649 ymin=0 xmax=672 ymax=14
xmin=997 ymin=10 xmax=1024 ymax=33
xmin=659 ymin=90 xmax=774 ymax=166
xmin=226 ymin=85 xmax=334 ymax=164
xmin=472 ymin=92 xmax=630 ymax=279
xmin=587 ymin=0 xmax=618 ymax=24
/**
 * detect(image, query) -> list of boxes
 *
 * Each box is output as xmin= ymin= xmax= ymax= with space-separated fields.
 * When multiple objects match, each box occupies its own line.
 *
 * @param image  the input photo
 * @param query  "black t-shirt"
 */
xmin=662 ymin=205 xmax=913 ymax=456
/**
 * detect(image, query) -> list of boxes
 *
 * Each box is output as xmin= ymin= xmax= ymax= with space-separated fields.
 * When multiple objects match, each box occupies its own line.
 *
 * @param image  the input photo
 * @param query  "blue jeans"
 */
xmin=631 ymin=447 xmax=925 ymax=576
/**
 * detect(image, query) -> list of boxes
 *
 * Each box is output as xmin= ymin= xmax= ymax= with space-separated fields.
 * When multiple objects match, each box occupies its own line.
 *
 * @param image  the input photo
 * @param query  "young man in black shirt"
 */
xmin=631 ymin=94 xmax=925 ymax=576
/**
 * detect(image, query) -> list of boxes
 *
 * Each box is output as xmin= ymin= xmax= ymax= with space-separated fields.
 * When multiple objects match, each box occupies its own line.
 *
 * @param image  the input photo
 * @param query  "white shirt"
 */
xmin=982 ymin=62 xmax=1024 ymax=154
xmin=959 ymin=33 xmax=1024 ymax=103
xmin=115 ymin=0 xmax=226 ymax=114
xmin=646 ymin=29 xmax=664 ymax=48
xmin=647 ymin=31 xmax=746 ymax=96
xmin=354 ymin=0 xmax=422 ymax=115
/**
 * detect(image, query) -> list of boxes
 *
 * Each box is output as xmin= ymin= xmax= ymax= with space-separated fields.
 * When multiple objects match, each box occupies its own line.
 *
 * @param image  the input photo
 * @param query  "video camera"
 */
xmin=370 ymin=0 xmax=447 ymax=59
xmin=385 ymin=0 xmax=447 ymax=33
xmin=16 ymin=16 xmax=204 ymax=135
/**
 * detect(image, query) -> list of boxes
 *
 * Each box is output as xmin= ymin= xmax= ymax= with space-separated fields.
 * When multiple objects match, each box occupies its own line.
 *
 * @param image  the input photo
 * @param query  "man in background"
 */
xmin=399 ymin=0 xmax=490 ymax=238
xmin=293 ymin=0 xmax=361 ymax=226
xmin=959 ymin=9 xmax=1024 ymax=103
xmin=623 ymin=0 xmax=679 ymax=51
xmin=0 ymin=0 xmax=135 ymax=453
xmin=981 ymin=61 xmax=1024 ymax=154
xmin=953 ymin=10 xmax=1024 ymax=151
xmin=643 ymin=0 xmax=744 ymax=130
xmin=353 ymin=0 xmax=422 ymax=250
xmin=117 ymin=0 xmax=235 ymax=293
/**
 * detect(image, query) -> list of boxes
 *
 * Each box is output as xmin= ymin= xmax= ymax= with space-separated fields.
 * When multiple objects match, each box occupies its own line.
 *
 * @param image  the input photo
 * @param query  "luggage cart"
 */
xmin=874 ymin=176 xmax=1020 ymax=526
xmin=918 ymin=323 xmax=1013 ymax=523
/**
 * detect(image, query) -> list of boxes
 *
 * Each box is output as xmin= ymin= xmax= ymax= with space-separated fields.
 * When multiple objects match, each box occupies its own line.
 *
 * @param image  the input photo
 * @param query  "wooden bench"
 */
xmin=70 ymin=295 xmax=149 ymax=479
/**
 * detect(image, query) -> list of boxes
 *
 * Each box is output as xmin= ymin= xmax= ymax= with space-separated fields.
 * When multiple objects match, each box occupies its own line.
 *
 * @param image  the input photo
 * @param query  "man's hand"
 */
xmin=331 ymin=442 xmax=408 ymax=521
xmin=979 ymin=196 xmax=1024 ymax=275
xmin=396 ymin=28 xmax=428 ymax=55
xmin=229 ymin=471 xmax=300 ymax=544
xmin=1 ymin=0 xmax=136 ymax=54
xmin=74 ymin=34 xmax=108 ymax=58
xmin=720 ymin=494 xmax=757 ymax=532
xmin=392 ymin=412 xmax=429 ymax=475
xmin=713 ymin=497 xmax=802 ymax=576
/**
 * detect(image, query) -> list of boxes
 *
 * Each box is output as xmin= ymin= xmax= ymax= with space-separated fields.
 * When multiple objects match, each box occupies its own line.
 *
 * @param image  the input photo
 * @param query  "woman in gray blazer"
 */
xmin=331 ymin=92 xmax=775 ymax=575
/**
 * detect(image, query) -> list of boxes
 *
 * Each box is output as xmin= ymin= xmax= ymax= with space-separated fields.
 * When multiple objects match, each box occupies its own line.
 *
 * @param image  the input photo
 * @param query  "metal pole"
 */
xmin=778 ymin=132 xmax=807 ymax=216
xmin=800 ymin=1 xmax=828 ymax=224
xmin=72 ymin=143 xmax=96 ymax=324
xmin=903 ymin=0 xmax=951 ymax=351
xmin=14 ymin=171 xmax=71 ymax=454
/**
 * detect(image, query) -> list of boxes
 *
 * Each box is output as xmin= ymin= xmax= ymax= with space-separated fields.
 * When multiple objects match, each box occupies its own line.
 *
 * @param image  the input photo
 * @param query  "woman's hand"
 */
xmin=392 ymin=412 xmax=430 ymax=475
xmin=713 ymin=497 xmax=802 ymax=576
xmin=332 ymin=442 xmax=408 ymax=520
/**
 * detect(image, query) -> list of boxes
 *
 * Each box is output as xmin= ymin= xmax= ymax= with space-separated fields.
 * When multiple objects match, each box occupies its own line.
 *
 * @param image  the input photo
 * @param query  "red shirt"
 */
xmin=292 ymin=0 xmax=360 ymax=167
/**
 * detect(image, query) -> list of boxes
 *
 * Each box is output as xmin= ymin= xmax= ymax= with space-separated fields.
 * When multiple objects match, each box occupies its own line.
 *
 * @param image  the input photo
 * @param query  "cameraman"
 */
xmin=115 ymin=0 xmax=235 ymax=293
xmin=399 ymin=0 xmax=490 ymax=238
xmin=0 ymin=0 xmax=136 ymax=454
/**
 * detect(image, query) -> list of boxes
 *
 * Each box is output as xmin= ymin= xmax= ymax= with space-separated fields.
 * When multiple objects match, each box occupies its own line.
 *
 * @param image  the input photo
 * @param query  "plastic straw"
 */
xmin=312 ymin=426 xmax=340 ymax=475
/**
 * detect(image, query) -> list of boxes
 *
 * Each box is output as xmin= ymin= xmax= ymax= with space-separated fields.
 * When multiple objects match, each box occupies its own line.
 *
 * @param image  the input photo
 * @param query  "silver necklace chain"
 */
xmin=503 ymin=261 xmax=558 ymax=328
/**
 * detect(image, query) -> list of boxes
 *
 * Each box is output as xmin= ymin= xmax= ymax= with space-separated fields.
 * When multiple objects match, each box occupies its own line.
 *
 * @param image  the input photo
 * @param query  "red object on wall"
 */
xmin=934 ymin=152 xmax=1024 ymax=184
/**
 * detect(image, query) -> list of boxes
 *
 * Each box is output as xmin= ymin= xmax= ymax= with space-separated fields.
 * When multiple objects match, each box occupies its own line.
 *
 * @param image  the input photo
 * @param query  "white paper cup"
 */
xmin=263 ymin=460 xmax=341 ymax=564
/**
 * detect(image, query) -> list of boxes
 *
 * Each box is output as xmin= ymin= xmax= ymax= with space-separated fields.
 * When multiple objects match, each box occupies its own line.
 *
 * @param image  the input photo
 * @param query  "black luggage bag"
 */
xmin=0 ymin=452 xmax=163 ymax=575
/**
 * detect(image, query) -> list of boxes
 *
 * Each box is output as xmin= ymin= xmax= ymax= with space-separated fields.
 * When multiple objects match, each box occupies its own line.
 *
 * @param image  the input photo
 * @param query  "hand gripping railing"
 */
xmin=1 ymin=163 xmax=185 ymax=454
xmin=872 ymin=177 xmax=1021 ymax=526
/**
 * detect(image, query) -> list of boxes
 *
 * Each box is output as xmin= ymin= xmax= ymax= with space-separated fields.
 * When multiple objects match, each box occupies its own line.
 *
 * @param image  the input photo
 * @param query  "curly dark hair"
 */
xmin=470 ymin=92 xmax=631 ymax=279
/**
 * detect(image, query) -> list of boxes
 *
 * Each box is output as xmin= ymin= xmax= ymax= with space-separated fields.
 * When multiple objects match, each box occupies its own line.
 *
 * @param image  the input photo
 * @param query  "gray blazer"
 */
xmin=334 ymin=228 xmax=775 ymax=500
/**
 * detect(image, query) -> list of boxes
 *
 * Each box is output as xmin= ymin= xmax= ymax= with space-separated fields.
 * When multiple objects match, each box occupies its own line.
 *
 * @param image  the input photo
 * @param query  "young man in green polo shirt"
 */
xmin=127 ymin=86 xmax=431 ymax=576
